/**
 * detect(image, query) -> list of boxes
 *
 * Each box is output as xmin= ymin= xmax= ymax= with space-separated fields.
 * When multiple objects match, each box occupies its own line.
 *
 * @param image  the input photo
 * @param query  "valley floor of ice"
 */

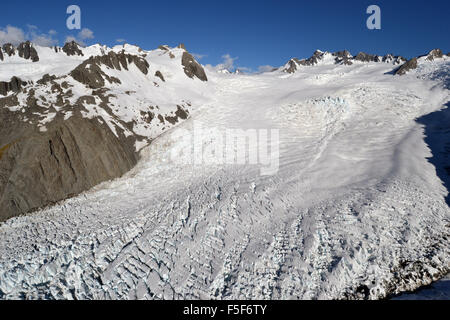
xmin=0 ymin=62 xmax=449 ymax=300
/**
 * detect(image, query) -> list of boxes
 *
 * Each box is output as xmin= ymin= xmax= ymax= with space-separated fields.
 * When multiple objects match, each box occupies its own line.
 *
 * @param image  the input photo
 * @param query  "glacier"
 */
xmin=0 ymin=45 xmax=449 ymax=300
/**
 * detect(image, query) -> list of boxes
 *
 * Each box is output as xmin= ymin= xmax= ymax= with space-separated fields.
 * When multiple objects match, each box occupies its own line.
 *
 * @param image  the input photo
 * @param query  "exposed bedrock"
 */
xmin=426 ymin=49 xmax=444 ymax=61
xmin=0 ymin=111 xmax=139 ymax=222
xmin=0 ymin=77 xmax=27 ymax=96
xmin=0 ymin=42 xmax=39 ymax=62
xmin=70 ymin=51 xmax=149 ymax=88
xmin=62 ymin=41 xmax=84 ymax=56
xmin=181 ymin=52 xmax=208 ymax=81
xmin=2 ymin=44 xmax=15 ymax=57
xmin=17 ymin=41 xmax=39 ymax=62
xmin=395 ymin=58 xmax=418 ymax=75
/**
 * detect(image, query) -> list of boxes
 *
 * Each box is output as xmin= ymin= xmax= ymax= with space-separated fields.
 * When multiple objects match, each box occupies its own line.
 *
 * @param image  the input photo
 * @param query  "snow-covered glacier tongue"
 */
xmin=0 ymin=45 xmax=449 ymax=300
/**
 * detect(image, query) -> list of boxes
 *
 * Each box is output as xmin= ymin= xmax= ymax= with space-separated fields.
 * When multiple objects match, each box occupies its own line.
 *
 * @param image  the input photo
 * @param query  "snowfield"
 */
xmin=0 ymin=52 xmax=449 ymax=300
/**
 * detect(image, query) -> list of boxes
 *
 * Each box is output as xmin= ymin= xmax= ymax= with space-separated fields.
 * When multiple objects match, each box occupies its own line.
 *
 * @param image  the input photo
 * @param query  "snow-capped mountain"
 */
xmin=0 ymin=42 xmax=449 ymax=300
xmin=281 ymin=49 xmax=408 ymax=74
xmin=0 ymin=41 xmax=210 ymax=221
xmin=280 ymin=49 xmax=450 ymax=80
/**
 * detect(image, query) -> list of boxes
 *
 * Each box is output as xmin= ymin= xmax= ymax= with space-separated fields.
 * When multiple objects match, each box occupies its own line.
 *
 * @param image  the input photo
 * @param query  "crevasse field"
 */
xmin=0 ymin=46 xmax=449 ymax=300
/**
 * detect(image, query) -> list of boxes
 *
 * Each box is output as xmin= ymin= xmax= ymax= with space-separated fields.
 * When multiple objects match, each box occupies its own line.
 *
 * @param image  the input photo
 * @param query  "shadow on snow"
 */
xmin=416 ymin=102 xmax=450 ymax=206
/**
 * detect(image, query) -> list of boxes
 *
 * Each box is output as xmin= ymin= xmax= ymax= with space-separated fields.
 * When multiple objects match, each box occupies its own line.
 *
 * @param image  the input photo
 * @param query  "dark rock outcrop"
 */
xmin=300 ymin=50 xmax=325 ymax=66
xmin=37 ymin=74 xmax=57 ymax=85
xmin=283 ymin=51 xmax=326 ymax=73
xmin=333 ymin=51 xmax=353 ymax=65
xmin=17 ymin=41 xmax=39 ymax=62
xmin=284 ymin=58 xmax=301 ymax=73
xmin=155 ymin=71 xmax=165 ymax=82
xmin=71 ymin=62 xmax=111 ymax=89
xmin=181 ymin=52 xmax=208 ymax=81
xmin=62 ymin=41 xmax=84 ymax=56
xmin=395 ymin=58 xmax=418 ymax=75
xmin=0 ymin=77 xmax=27 ymax=96
xmin=2 ymin=44 xmax=15 ymax=57
xmin=0 ymin=110 xmax=139 ymax=222
xmin=426 ymin=49 xmax=444 ymax=61
xmin=70 ymin=52 xmax=149 ymax=88
xmin=164 ymin=105 xmax=189 ymax=124
xmin=382 ymin=54 xmax=406 ymax=65
xmin=354 ymin=52 xmax=381 ymax=63
xmin=0 ymin=49 xmax=3 ymax=61
xmin=382 ymin=54 xmax=394 ymax=62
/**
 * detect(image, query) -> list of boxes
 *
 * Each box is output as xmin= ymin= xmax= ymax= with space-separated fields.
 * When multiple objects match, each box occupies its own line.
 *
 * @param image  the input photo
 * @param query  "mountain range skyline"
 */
xmin=1 ymin=0 xmax=449 ymax=72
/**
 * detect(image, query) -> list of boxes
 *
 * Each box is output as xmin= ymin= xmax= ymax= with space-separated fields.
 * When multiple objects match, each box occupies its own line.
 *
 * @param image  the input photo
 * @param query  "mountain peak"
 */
xmin=283 ymin=49 xmax=411 ymax=73
xmin=62 ymin=40 xmax=84 ymax=56
xmin=0 ymin=41 xmax=39 ymax=62
xmin=426 ymin=49 xmax=444 ymax=61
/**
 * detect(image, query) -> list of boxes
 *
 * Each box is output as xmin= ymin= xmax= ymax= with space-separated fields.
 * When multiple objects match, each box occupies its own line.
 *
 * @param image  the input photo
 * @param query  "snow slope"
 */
xmin=0 ymin=52 xmax=449 ymax=300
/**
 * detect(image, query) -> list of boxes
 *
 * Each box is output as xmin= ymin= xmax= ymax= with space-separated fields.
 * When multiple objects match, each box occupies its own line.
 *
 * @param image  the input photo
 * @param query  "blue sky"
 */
xmin=0 ymin=0 xmax=448 ymax=71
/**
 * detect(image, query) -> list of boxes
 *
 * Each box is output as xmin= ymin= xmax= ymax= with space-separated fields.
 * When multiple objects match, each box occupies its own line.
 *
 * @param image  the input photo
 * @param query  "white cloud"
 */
xmin=219 ymin=54 xmax=238 ymax=71
xmin=28 ymin=25 xmax=58 ymax=46
xmin=206 ymin=53 xmax=239 ymax=72
xmin=65 ymin=28 xmax=95 ymax=46
xmin=0 ymin=25 xmax=26 ymax=45
xmin=26 ymin=24 xmax=38 ymax=31
xmin=116 ymin=38 xmax=126 ymax=43
xmin=65 ymin=35 xmax=77 ymax=43
xmin=192 ymin=53 xmax=207 ymax=60
xmin=31 ymin=34 xmax=57 ymax=47
xmin=205 ymin=54 xmax=276 ymax=74
xmin=257 ymin=65 xmax=276 ymax=73
xmin=0 ymin=25 xmax=58 ymax=47
xmin=78 ymin=28 xmax=94 ymax=40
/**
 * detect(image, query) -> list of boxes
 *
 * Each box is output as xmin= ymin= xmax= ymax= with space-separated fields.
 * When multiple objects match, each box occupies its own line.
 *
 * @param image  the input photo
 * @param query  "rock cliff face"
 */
xmin=0 ymin=77 xmax=27 ymax=96
xmin=182 ymin=52 xmax=208 ymax=81
xmin=0 ymin=109 xmax=138 ymax=222
xmin=17 ymin=41 xmax=39 ymax=62
xmin=333 ymin=50 xmax=353 ymax=65
xmin=283 ymin=59 xmax=301 ymax=73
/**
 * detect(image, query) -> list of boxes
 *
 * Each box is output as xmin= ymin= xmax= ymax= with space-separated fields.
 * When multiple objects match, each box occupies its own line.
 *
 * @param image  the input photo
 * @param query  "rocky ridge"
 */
xmin=0 ymin=41 xmax=39 ymax=62
xmin=283 ymin=50 xmax=407 ymax=73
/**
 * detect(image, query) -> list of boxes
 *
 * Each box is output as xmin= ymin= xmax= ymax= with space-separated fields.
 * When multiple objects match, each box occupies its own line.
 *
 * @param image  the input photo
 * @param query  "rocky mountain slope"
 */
xmin=0 ymin=41 xmax=209 ymax=221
